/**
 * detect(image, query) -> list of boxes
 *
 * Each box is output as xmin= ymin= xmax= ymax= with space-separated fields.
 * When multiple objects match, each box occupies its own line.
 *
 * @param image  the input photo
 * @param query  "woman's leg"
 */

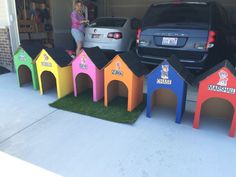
xmin=71 ymin=29 xmax=84 ymax=56
xmin=76 ymin=41 xmax=83 ymax=56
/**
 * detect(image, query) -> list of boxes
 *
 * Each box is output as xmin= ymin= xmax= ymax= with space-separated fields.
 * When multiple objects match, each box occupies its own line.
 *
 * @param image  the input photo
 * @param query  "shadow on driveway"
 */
xmin=0 ymin=66 xmax=10 ymax=75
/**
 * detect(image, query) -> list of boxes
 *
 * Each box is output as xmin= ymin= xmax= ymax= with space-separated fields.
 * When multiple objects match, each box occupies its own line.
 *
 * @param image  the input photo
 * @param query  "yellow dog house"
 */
xmin=35 ymin=48 xmax=73 ymax=98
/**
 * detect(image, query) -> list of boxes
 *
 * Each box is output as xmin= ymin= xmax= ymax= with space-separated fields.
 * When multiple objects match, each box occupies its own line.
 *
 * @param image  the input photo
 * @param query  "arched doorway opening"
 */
xmin=75 ymin=73 xmax=93 ymax=97
xmin=18 ymin=65 xmax=32 ymax=87
xmin=41 ymin=71 xmax=57 ymax=94
xmin=200 ymin=98 xmax=234 ymax=133
xmin=107 ymin=80 xmax=128 ymax=109
xmin=151 ymin=88 xmax=177 ymax=120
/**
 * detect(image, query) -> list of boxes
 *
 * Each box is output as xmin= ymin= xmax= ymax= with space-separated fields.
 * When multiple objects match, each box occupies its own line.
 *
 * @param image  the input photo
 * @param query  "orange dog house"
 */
xmin=193 ymin=60 xmax=236 ymax=137
xmin=104 ymin=52 xmax=148 ymax=112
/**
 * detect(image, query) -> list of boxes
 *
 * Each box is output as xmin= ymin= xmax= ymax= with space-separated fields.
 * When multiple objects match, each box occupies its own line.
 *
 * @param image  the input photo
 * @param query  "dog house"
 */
xmin=72 ymin=47 xmax=110 ymax=102
xmin=104 ymin=52 xmax=148 ymax=112
xmin=146 ymin=58 xmax=193 ymax=123
xmin=35 ymin=48 xmax=73 ymax=98
xmin=14 ymin=43 xmax=42 ymax=90
xmin=193 ymin=60 xmax=236 ymax=137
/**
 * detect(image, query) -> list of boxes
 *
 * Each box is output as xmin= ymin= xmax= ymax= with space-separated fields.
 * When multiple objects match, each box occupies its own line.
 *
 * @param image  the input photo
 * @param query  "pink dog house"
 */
xmin=72 ymin=47 xmax=110 ymax=102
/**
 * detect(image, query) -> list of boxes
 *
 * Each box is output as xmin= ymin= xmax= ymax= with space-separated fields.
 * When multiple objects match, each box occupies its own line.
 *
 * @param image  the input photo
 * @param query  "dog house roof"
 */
xmin=168 ymin=56 xmax=194 ymax=84
xmin=83 ymin=47 xmax=110 ymax=69
xmin=21 ymin=43 xmax=43 ymax=59
xmin=45 ymin=48 xmax=73 ymax=67
xmin=118 ymin=52 xmax=149 ymax=77
xmin=196 ymin=60 xmax=236 ymax=83
xmin=148 ymin=56 xmax=194 ymax=85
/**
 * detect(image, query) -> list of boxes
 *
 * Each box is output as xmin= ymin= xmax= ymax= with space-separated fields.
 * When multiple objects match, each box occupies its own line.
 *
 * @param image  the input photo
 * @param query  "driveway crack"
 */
xmin=0 ymin=110 xmax=58 ymax=145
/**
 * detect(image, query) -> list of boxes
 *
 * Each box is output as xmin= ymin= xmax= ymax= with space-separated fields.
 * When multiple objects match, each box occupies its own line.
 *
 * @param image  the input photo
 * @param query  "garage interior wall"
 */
xmin=103 ymin=0 xmax=236 ymax=22
xmin=50 ymin=0 xmax=101 ymax=49
xmin=50 ymin=0 xmax=74 ymax=49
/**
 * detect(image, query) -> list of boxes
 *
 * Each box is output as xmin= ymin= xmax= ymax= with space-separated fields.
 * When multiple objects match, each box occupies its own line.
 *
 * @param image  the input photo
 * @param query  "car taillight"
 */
xmin=136 ymin=28 xmax=141 ymax=44
xmin=107 ymin=32 xmax=122 ymax=39
xmin=206 ymin=30 xmax=216 ymax=49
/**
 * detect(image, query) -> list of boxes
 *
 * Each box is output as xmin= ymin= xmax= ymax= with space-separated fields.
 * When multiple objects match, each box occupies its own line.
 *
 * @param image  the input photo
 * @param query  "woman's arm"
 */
xmin=71 ymin=12 xmax=89 ymax=25
xmin=80 ymin=20 xmax=89 ymax=24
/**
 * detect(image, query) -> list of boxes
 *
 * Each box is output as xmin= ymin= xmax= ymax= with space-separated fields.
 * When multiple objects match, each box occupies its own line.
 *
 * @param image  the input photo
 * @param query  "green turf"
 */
xmin=49 ymin=90 xmax=146 ymax=124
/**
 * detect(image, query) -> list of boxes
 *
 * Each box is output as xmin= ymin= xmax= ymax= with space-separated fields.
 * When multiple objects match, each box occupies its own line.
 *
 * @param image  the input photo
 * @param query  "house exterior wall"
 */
xmin=0 ymin=0 xmax=14 ymax=71
xmin=0 ymin=28 xmax=13 ymax=71
xmin=0 ymin=0 xmax=9 ymax=27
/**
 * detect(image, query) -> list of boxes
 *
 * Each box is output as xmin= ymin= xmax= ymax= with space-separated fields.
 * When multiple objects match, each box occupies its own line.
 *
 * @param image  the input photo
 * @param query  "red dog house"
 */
xmin=193 ymin=60 xmax=236 ymax=137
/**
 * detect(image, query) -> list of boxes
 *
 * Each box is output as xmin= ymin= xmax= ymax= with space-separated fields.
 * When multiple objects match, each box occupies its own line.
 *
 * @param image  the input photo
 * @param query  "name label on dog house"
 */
xmin=19 ymin=54 xmax=27 ymax=62
xmin=207 ymin=70 xmax=236 ymax=95
xmin=112 ymin=62 xmax=123 ymax=76
xmin=41 ymin=54 xmax=52 ymax=67
xmin=41 ymin=62 xmax=52 ymax=67
xmin=156 ymin=65 xmax=172 ymax=85
xmin=79 ymin=56 xmax=88 ymax=69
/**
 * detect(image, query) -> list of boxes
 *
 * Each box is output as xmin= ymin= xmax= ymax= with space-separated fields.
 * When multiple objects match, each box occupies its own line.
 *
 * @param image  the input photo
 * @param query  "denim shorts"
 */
xmin=71 ymin=28 xmax=85 ymax=43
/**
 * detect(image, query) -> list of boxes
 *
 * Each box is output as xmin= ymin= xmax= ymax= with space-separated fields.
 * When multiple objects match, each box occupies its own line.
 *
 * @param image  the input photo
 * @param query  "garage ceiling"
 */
xmin=99 ymin=0 xmax=236 ymax=23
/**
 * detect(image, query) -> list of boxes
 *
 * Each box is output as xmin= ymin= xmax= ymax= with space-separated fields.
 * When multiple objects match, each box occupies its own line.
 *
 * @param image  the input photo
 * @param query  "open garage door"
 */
xmin=49 ymin=0 xmax=74 ymax=49
xmin=102 ymin=0 xmax=236 ymax=21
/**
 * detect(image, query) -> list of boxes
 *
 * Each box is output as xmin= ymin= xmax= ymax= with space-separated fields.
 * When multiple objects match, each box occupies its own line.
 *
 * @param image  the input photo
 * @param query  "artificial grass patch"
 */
xmin=49 ymin=90 xmax=146 ymax=124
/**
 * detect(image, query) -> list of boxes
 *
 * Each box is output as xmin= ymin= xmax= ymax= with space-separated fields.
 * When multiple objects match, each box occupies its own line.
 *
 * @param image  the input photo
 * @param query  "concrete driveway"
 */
xmin=0 ymin=73 xmax=236 ymax=177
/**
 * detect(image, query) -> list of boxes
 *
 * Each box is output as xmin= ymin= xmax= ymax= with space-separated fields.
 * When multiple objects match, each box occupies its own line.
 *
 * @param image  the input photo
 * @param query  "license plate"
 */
xmin=92 ymin=34 xmax=101 ymax=39
xmin=162 ymin=37 xmax=178 ymax=46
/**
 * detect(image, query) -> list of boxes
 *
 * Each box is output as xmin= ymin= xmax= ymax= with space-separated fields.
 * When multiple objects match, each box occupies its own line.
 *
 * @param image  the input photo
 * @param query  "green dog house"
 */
xmin=14 ymin=43 xmax=42 ymax=90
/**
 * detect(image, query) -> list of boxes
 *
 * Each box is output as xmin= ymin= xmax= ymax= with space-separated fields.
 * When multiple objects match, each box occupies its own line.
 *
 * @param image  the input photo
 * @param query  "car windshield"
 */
xmin=143 ymin=4 xmax=210 ymax=28
xmin=89 ymin=18 xmax=127 ymax=27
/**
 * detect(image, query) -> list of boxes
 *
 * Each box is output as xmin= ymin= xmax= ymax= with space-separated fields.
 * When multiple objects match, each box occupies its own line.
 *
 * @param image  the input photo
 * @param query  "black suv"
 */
xmin=136 ymin=1 xmax=230 ymax=72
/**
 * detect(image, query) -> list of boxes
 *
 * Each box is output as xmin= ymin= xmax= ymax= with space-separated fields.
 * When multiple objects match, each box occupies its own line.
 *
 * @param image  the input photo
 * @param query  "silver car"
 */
xmin=84 ymin=17 xmax=139 ymax=52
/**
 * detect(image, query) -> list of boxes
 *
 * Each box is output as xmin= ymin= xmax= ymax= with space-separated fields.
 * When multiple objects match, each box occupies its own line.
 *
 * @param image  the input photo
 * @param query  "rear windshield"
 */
xmin=143 ymin=4 xmax=210 ymax=28
xmin=89 ymin=18 xmax=127 ymax=27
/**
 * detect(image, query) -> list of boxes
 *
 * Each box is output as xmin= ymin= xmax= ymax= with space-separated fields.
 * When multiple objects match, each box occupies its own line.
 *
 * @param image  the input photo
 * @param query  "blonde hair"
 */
xmin=73 ymin=0 xmax=84 ymax=14
xmin=73 ymin=0 xmax=83 ymax=7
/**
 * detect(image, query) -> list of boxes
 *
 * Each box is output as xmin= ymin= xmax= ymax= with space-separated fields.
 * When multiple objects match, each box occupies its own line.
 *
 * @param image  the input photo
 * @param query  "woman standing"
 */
xmin=71 ymin=0 xmax=89 ymax=56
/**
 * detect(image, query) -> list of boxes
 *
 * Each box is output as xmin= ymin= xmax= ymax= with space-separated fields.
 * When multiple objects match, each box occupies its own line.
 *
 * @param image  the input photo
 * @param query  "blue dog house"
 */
xmin=146 ymin=57 xmax=193 ymax=123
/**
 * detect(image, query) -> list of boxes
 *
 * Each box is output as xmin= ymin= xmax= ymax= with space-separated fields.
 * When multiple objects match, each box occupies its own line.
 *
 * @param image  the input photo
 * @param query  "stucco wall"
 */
xmin=0 ymin=0 xmax=9 ymax=27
